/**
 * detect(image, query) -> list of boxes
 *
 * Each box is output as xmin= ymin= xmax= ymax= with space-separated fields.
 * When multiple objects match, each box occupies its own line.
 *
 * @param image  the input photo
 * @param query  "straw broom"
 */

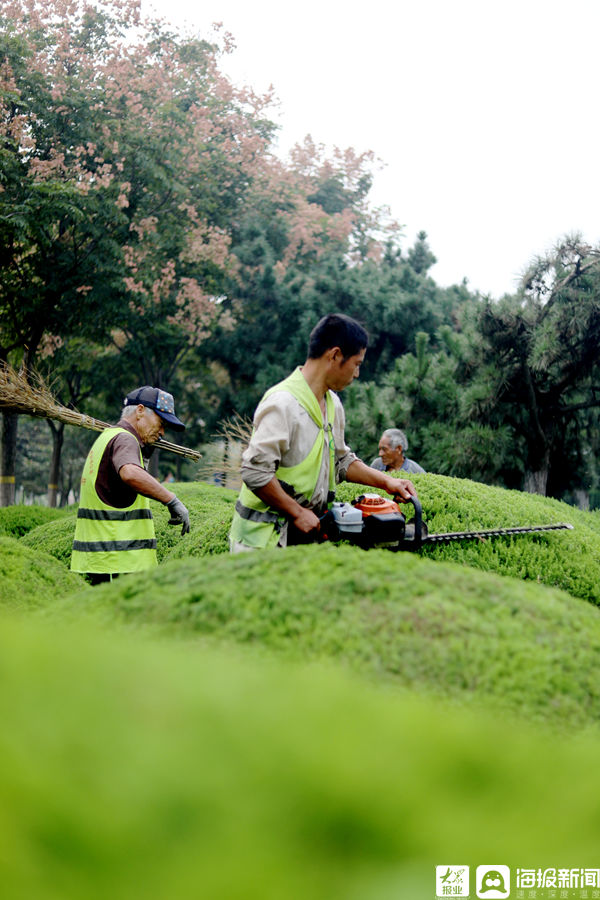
xmin=0 ymin=362 xmax=202 ymax=461
xmin=193 ymin=414 xmax=253 ymax=484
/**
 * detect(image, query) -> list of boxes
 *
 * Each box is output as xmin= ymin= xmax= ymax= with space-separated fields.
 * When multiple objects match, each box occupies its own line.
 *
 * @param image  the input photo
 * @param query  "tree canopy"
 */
xmin=2 ymin=1 xmax=600 ymax=508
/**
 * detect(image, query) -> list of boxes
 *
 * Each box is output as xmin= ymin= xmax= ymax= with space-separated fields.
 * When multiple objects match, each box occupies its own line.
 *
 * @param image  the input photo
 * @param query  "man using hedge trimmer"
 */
xmin=71 ymin=386 xmax=191 ymax=584
xmin=229 ymin=312 xmax=573 ymax=554
xmin=229 ymin=313 xmax=417 ymax=552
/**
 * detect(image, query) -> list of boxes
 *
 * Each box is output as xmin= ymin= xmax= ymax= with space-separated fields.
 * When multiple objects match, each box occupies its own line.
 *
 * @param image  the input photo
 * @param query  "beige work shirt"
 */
xmin=240 ymin=384 xmax=358 ymax=546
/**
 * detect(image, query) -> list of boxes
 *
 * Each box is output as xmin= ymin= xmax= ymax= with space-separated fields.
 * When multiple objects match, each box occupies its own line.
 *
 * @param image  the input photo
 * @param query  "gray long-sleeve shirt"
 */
xmin=370 ymin=456 xmax=425 ymax=474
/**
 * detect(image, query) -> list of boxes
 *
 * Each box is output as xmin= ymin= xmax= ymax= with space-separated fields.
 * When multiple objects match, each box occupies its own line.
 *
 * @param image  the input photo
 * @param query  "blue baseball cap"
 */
xmin=124 ymin=386 xmax=186 ymax=431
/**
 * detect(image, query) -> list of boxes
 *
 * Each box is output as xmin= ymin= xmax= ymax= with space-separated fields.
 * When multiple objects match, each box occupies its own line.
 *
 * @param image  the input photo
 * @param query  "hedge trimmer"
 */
xmin=320 ymin=494 xmax=573 ymax=551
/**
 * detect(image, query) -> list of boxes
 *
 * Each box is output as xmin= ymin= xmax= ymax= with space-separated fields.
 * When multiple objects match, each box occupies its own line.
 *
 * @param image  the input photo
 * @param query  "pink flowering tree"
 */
xmin=1 ymin=0 xmax=423 ymax=500
xmin=0 ymin=0 xmax=274 ymax=499
xmin=207 ymin=135 xmax=401 ymax=414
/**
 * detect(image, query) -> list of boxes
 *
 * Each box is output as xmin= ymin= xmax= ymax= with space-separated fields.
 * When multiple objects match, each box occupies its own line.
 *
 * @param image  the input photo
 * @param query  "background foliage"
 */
xmin=2 ymin=1 xmax=600 ymax=506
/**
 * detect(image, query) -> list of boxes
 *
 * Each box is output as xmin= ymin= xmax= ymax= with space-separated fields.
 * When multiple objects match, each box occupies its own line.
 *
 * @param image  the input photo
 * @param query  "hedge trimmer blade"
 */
xmin=424 ymin=521 xmax=574 ymax=545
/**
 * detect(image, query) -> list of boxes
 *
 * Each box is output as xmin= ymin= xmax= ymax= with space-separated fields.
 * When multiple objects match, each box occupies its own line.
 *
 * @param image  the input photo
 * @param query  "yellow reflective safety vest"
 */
xmin=70 ymin=427 xmax=158 ymax=574
xmin=229 ymin=367 xmax=336 ymax=550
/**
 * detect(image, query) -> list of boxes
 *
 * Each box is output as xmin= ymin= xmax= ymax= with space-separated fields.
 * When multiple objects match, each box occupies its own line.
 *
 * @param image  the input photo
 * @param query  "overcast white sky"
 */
xmin=144 ymin=0 xmax=600 ymax=298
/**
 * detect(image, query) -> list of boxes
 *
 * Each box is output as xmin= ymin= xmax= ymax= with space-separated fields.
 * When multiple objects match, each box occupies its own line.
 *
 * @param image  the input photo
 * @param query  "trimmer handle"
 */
xmin=318 ymin=508 xmax=339 ymax=542
xmin=393 ymin=493 xmax=424 ymax=549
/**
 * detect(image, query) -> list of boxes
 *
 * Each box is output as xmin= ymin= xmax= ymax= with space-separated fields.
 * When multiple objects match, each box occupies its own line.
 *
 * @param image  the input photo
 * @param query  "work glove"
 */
xmin=166 ymin=495 xmax=190 ymax=535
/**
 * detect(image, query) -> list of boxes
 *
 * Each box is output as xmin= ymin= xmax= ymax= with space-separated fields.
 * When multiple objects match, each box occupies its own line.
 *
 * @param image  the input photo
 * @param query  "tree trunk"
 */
xmin=222 ymin=438 xmax=231 ymax=488
xmin=523 ymin=466 xmax=549 ymax=495
xmin=0 ymin=412 xmax=18 ymax=506
xmin=573 ymin=489 xmax=590 ymax=510
xmin=47 ymin=421 xmax=65 ymax=508
xmin=60 ymin=468 xmax=73 ymax=507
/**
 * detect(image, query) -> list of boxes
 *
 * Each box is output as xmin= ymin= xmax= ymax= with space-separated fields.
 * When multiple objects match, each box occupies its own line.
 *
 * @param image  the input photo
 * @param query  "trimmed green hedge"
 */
xmin=0 ymin=504 xmax=71 ymax=538
xmin=53 ymin=544 xmax=600 ymax=729
xmin=19 ymin=475 xmax=600 ymax=606
xmin=0 ymin=536 xmax=86 ymax=610
xmin=2 ymin=616 xmax=600 ymax=900
xmin=20 ymin=514 xmax=78 ymax=568
xmin=152 ymin=482 xmax=237 ymax=561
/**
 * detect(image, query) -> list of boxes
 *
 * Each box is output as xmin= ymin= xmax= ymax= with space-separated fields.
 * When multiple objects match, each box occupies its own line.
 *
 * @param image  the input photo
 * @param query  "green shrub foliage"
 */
xmin=152 ymin=482 xmax=237 ymax=561
xmin=2 ymin=616 xmax=600 ymax=900
xmin=57 ymin=544 xmax=600 ymax=729
xmin=0 ymin=537 xmax=85 ymax=610
xmin=20 ymin=514 xmax=78 ymax=567
xmin=19 ymin=475 xmax=600 ymax=607
xmin=0 ymin=505 xmax=71 ymax=538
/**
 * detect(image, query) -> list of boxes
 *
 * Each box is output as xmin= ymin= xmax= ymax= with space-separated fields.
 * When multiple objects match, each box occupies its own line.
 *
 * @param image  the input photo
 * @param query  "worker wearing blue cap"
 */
xmin=71 ymin=386 xmax=190 ymax=583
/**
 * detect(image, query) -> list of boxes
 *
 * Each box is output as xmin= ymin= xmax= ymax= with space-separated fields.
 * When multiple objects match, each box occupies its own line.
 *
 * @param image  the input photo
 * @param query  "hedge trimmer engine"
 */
xmin=321 ymin=494 xmax=573 ymax=552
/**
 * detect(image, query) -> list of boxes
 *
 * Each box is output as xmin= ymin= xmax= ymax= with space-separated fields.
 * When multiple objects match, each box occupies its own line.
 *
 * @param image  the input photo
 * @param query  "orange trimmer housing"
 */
xmin=353 ymin=494 xmax=402 ymax=517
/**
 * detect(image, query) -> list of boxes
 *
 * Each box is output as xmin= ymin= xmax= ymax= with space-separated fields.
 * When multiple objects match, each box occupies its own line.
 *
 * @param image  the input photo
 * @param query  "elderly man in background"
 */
xmin=71 ymin=386 xmax=191 ymax=584
xmin=371 ymin=428 xmax=425 ymax=475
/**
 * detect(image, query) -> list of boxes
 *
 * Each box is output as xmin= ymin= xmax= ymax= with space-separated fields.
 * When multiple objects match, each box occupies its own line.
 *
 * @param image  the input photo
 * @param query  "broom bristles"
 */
xmin=194 ymin=414 xmax=252 ymax=486
xmin=0 ymin=363 xmax=202 ymax=462
xmin=216 ymin=414 xmax=253 ymax=448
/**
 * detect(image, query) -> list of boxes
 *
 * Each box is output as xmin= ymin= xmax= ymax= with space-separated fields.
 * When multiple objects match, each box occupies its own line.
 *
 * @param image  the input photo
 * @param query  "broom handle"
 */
xmin=154 ymin=438 xmax=201 ymax=461
xmin=1 ymin=402 xmax=202 ymax=462
xmin=54 ymin=411 xmax=202 ymax=462
xmin=0 ymin=363 xmax=202 ymax=461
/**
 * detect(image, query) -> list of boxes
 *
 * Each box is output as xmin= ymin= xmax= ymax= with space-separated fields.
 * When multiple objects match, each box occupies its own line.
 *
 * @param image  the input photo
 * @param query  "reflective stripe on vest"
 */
xmin=229 ymin=368 xmax=336 ymax=550
xmin=234 ymin=500 xmax=282 ymax=526
xmin=70 ymin=427 xmax=158 ymax=574
xmin=72 ymin=538 xmax=157 ymax=552
xmin=76 ymin=508 xmax=153 ymax=521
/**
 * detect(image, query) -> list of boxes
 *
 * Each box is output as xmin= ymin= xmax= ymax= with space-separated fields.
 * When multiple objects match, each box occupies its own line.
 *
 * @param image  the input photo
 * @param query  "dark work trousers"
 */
xmin=86 ymin=573 xmax=121 ymax=586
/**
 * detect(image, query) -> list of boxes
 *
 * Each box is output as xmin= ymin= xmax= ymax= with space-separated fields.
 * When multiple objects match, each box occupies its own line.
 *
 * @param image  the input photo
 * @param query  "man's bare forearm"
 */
xmin=252 ymin=477 xmax=304 ymax=518
xmin=119 ymin=463 xmax=175 ymax=504
xmin=252 ymin=477 xmax=320 ymax=534
xmin=345 ymin=459 xmax=417 ymax=501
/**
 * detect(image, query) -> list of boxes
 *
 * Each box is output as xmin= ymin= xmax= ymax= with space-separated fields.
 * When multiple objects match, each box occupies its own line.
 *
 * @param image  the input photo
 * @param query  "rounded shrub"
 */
xmin=3 ymin=616 xmax=600 ymax=900
xmin=20 ymin=514 xmax=77 ymax=568
xmin=56 ymin=544 xmax=600 ymax=730
xmin=151 ymin=481 xmax=237 ymax=560
xmin=0 ymin=536 xmax=86 ymax=611
xmin=20 ymin=475 xmax=600 ymax=609
xmin=0 ymin=504 xmax=71 ymax=538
